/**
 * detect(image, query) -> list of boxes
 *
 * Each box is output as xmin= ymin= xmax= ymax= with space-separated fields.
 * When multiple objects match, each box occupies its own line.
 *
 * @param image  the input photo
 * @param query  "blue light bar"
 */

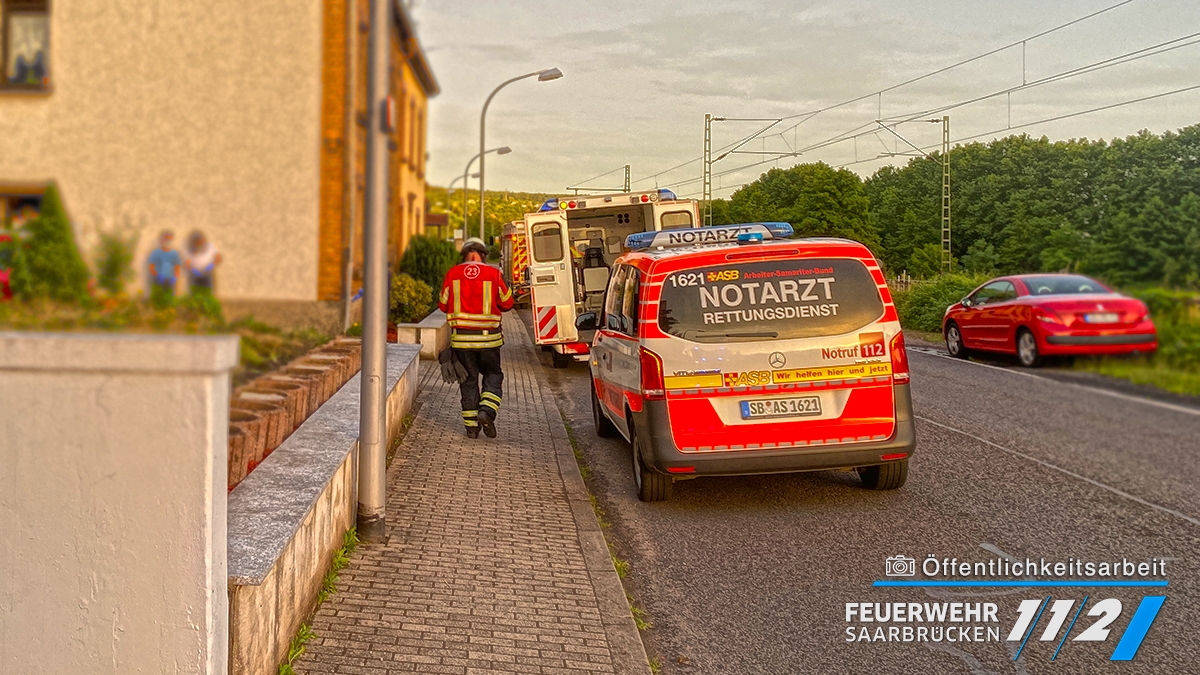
xmin=658 ymin=188 xmax=678 ymax=201
xmin=625 ymin=222 xmax=794 ymax=250
xmin=538 ymin=198 xmax=559 ymax=212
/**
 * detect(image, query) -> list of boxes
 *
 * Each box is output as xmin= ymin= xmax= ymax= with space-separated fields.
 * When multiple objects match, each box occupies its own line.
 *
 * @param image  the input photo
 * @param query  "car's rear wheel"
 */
xmin=591 ymin=382 xmax=618 ymax=438
xmin=858 ymin=459 xmax=908 ymax=490
xmin=1016 ymin=328 xmax=1041 ymax=368
xmin=630 ymin=421 xmax=672 ymax=502
xmin=945 ymin=322 xmax=968 ymax=359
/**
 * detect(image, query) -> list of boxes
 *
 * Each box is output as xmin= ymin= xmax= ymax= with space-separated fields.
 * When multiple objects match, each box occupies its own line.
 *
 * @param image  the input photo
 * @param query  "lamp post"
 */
xmin=463 ymin=146 xmax=510 ymax=241
xmin=478 ymin=68 xmax=562 ymax=239
xmin=446 ymin=172 xmax=479 ymax=240
xmin=357 ymin=0 xmax=391 ymax=544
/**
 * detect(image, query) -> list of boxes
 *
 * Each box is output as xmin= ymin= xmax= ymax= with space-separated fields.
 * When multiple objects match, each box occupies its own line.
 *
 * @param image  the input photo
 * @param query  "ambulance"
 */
xmin=524 ymin=189 xmax=701 ymax=367
xmin=579 ymin=222 xmax=916 ymax=502
xmin=500 ymin=220 xmax=531 ymax=307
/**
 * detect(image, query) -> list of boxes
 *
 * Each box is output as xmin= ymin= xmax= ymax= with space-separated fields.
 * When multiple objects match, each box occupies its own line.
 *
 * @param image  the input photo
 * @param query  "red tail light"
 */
xmin=640 ymin=347 xmax=666 ymax=400
xmin=890 ymin=332 xmax=910 ymax=384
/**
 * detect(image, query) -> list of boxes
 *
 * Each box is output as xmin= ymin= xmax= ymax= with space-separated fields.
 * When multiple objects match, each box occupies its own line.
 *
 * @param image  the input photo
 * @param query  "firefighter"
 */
xmin=438 ymin=238 xmax=514 ymax=438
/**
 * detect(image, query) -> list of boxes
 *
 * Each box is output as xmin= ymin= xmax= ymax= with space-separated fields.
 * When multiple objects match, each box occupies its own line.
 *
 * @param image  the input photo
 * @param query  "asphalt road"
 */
xmin=520 ymin=312 xmax=1200 ymax=675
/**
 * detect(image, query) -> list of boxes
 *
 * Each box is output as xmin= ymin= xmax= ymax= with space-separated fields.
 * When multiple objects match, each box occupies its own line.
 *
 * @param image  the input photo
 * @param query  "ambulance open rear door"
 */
xmin=527 ymin=212 xmax=578 ymax=345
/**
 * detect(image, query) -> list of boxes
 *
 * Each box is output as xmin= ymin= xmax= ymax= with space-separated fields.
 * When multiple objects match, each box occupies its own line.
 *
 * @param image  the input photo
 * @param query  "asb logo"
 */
xmin=724 ymin=371 xmax=772 ymax=387
xmin=464 ymin=264 xmax=481 ymax=279
xmin=859 ymin=332 xmax=886 ymax=359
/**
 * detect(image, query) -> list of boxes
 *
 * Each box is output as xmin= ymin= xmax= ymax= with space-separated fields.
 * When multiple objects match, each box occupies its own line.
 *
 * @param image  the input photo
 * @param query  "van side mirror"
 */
xmin=576 ymin=312 xmax=598 ymax=332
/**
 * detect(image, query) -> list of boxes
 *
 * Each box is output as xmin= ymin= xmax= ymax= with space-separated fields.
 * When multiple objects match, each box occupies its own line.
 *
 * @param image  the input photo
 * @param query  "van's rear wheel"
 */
xmin=552 ymin=349 xmax=571 ymax=369
xmin=631 ymin=422 xmax=672 ymax=502
xmin=858 ymin=459 xmax=908 ymax=490
xmin=591 ymin=383 xmax=618 ymax=438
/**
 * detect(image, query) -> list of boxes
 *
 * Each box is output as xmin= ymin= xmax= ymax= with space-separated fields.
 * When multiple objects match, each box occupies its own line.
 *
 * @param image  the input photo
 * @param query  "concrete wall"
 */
xmin=0 ymin=0 xmax=324 ymax=302
xmin=227 ymin=343 xmax=420 ymax=675
xmin=0 ymin=331 xmax=239 ymax=675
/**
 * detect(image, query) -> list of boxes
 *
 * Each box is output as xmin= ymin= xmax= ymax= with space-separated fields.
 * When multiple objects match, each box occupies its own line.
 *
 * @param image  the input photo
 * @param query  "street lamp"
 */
xmin=447 ymin=172 xmax=480 ymax=240
xmin=478 ymin=68 xmax=562 ymax=238
xmin=463 ymin=146 xmax=511 ymax=239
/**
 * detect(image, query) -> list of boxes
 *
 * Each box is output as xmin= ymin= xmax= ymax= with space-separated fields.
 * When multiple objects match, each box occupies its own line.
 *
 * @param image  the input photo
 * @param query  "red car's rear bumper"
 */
xmin=1034 ymin=320 xmax=1157 ymax=356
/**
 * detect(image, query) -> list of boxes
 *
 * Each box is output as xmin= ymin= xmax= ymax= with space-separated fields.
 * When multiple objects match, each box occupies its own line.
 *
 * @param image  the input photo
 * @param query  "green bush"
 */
xmin=0 ymin=231 xmax=32 ymax=299
xmin=388 ymin=273 xmax=433 ymax=324
xmin=22 ymin=184 xmax=91 ymax=302
xmin=893 ymin=273 xmax=989 ymax=333
xmin=399 ymin=235 xmax=458 ymax=302
xmin=94 ymin=226 xmax=138 ymax=296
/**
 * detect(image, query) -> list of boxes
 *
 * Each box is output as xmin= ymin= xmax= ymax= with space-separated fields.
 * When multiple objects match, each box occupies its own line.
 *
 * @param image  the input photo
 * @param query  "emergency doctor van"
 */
xmin=579 ymin=222 xmax=916 ymax=502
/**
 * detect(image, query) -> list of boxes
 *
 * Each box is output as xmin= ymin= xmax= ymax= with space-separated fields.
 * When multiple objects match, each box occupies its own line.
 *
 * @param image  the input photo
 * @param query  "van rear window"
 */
xmin=657 ymin=258 xmax=884 ymax=343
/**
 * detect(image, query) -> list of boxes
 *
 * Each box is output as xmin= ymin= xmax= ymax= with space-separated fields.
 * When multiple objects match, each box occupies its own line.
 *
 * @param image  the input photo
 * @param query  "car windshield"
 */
xmin=1021 ymin=275 xmax=1108 ymax=296
xmin=657 ymin=257 xmax=885 ymax=343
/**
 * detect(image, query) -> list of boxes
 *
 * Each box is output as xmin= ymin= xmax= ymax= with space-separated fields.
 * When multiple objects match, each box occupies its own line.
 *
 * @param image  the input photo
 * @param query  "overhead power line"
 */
xmin=635 ymin=0 xmax=1142 ymax=187
xmin=658 ymin=33 xmax=1200 ymax=195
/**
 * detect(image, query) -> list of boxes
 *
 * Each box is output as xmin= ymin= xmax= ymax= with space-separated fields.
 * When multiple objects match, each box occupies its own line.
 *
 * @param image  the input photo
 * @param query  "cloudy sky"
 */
xmin=411 ymin=0 xmax=1200 ymax=198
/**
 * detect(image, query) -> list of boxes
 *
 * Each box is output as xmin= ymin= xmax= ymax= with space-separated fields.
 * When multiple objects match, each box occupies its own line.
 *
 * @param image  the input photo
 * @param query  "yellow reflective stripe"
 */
xmin=453 ymin=280 xmax=462 ymax=314
xmin=447 ymin=312 xmax=499 ymax=320
xmin=498 ymin=286 xmax=512 ymax=302
xmin=483 ymin=281 xmax=492 ymax=315
xmin=440 ymin=285 xmax=450 ymax=304
xmin=479 ymin=399 xmax=499 ymax=412
xmin=462 ymin=410 xmax=478 ymax=418
xmin=448 ymin=320 xmax=501 ymax=329
xmin=451 ymin=338 xmax=504 ymax=349
xmin=481 ymin=392 xmax=502 ymax=404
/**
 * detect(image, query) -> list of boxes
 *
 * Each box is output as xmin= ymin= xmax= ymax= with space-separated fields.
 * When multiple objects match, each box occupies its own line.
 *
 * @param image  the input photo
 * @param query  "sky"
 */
xmin=411 ymin=0 xmax=1200 ymax=198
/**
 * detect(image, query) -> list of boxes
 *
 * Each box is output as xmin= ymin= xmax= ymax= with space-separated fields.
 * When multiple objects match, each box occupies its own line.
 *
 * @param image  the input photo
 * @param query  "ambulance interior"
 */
xmin=566 ymin=204 xmax=696 ymax=312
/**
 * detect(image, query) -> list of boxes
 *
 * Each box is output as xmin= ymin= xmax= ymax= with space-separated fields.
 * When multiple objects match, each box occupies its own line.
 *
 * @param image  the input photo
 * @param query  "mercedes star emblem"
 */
xmin=769 ymin=352 xmax=786 ymax=368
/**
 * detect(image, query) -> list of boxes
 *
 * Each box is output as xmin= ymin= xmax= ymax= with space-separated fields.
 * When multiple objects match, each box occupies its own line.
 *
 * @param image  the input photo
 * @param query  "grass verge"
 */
xmin=278 ymin=528 xmax=360 ymax=675
xmin=1073 ymin=357 xmax=1200 ymax=397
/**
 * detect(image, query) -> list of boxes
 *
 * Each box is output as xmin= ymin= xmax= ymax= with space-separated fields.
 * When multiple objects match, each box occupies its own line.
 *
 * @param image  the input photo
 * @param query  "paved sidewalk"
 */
xmin=297 ymin=313 xmax=648 ymax=675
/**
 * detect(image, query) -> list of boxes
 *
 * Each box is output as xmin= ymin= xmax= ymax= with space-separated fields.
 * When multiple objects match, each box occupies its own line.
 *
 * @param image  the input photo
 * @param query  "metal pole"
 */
xmin=357 ymin=0 xmax=390 ymax=544
xmin=479 ymin=69 xmax=560 ymax=239
xmin=941 ymin=115 xmax=951 ymax=273
xmin=703 ymin=114 xmax=713 ymax=226
xmin=624 ymin=164 xmax=630 ymax=192
xmin=341 ymin=0 xmax=358 ymax=331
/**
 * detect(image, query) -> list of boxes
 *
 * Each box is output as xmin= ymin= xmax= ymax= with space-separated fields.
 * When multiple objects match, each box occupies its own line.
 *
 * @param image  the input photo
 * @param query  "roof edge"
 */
xmin=393 ymin=0 xmax=440 ymax=97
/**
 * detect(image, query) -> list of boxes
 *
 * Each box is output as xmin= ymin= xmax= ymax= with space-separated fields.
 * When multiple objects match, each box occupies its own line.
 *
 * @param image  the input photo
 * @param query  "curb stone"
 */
xmin=513 ymin=317 xmax=653 ymax=675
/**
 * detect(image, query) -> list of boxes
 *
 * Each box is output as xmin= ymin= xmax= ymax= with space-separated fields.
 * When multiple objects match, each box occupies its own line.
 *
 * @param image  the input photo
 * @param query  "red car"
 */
xmin=942 ymin=274 xmax=1156 ymax=367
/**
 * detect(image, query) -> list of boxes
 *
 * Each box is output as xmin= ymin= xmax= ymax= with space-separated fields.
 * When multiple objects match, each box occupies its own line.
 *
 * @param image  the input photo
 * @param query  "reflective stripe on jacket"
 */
xmin=438 ymin=262 xmax=514 ymax=348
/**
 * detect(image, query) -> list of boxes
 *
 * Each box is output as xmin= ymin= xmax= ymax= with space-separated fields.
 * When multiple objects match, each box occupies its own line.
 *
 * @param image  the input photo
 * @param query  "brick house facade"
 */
xmin=0 ymin=0 xmax=436 ymax=331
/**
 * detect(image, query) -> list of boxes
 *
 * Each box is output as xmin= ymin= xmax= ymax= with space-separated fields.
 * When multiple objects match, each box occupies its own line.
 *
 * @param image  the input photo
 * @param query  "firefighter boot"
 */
xmin=478 ymin=407 xmax=497 ymax=438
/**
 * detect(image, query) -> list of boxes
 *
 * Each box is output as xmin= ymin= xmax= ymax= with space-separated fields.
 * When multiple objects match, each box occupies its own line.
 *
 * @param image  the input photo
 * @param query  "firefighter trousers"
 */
xmin=455 ymin=346 xmax=503 ymax=429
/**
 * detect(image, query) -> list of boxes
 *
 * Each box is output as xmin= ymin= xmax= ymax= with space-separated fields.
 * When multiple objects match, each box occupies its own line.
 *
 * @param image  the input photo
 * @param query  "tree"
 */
xmin=398 ymin=235 xmax=458 ymax=303
xmin=961 ymin=240 xmax=1000 ymax=274
xmin=907 ymin=243 xmax=944 ymax=279
xmin=22 ymin=184 xmax=91 ymax=301
xmin=725 ymin=162 xmax=881 ymax=251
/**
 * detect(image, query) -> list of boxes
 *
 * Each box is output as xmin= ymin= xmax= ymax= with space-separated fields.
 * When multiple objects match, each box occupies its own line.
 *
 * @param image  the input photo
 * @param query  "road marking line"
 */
xmin=916 ymin=415 xmax=1200 ymax=528
xmin=909 ymin=348 xmax=1200 ymax=418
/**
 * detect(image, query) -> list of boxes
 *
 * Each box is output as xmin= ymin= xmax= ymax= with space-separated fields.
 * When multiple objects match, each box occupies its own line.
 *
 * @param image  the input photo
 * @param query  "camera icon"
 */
xmin=885 ymin=555 xmax=916 ymax=577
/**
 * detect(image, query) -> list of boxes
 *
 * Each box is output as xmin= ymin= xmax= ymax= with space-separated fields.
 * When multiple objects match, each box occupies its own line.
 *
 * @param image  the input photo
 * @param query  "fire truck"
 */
xmin=500 ymin=220 xmax=531 ymax=307
xmin=524 ymin=188 xmax=700 ymax=367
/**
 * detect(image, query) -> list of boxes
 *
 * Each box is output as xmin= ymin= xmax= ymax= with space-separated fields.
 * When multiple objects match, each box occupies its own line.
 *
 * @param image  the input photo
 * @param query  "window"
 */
xmin=1021 ymin=275 xmax=1107 ymax=296
xmin=408 ymin=99 xmax=416 ymax=165
xmin=657 ymin=258 xmax=885 ymax=343
xmin=971 ymin=281 xmax=1016 ymax=306
xmin=2 ymin=0 xmax=49 ymax=88
xmin=530 ymin=222 xmax=563 ymax=262
xmin=659 ymin=210 xmax=693 ymax=229
xmin=603 ymin=265 xmax=628 ymax=331
xmin=620 ymin=269 xmax=640 ymax=336
xmin=417 ymin=110 xmax=425 ymax=176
